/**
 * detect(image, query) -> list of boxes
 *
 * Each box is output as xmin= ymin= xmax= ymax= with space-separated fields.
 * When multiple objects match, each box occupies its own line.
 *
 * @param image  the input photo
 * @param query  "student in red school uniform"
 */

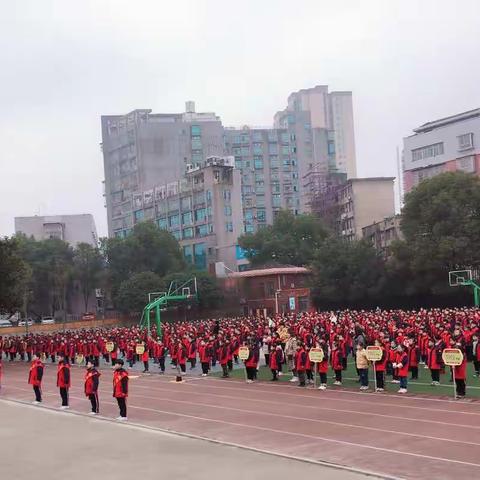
xmin=408 ymin=339 xmax=420 ymax=380
xmin=374 ymin=339 xmax=388 ymax=392
xmin=28 ymin=353 xmax=44 ymax=404
xmin=269 ymin=344 xmax=284 ymax=381
xmin=198 ymin=340 xmax=212 ymax=377
xmin=141 ymin=344 xmax=150 ymax=373
xmin=295 ymin=343 xmax=307 ymax=387
xmin=453 ymin=344 xmax=467 ymax=399
xmin=393 ymin=344 xmax=409 ymax=394
xmin=317 ymin=342 xmax=329 ymax=390
xmin=330 ymin=341 xmax=344 ymax=386
xmin=427 ymin=339 xmax=443 ymax=385
xmin=57 ymin=353 xmax=71 ymax=409
xmin=473 ymin=334 xmax=480 ymax=377
xmin=84 ymin=360 xmax=101 ymax=414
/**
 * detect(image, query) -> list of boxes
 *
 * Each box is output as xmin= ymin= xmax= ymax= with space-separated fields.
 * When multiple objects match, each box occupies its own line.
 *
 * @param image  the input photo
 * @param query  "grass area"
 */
xmin=216 ymin=361 xmax=480 ymax=398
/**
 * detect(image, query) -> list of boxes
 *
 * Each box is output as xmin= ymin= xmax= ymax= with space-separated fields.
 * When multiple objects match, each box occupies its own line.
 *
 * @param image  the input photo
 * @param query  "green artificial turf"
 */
xmin=215 ymin=360 xmax=480 ymax=398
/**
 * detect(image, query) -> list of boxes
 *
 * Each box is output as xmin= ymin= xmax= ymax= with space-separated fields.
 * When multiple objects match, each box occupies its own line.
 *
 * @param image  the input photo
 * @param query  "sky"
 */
xmin=1 ymin=0 xmax=479 ymax=238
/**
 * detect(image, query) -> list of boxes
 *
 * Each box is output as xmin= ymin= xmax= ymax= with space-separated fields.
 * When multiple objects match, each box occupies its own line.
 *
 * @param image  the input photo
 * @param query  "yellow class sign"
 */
xmin=366 ymin=346 xmax=383 ymax=362
xmin=238 ymin=346 xmax=250 ymax=361
xmin=136 ymin=344 xmax=145 ymax=355
xmin=309 ymin=348 xmax=324 ymax=363
xmin=105 ymin=342 xmax=114 ymax=353
xmin=442 ymin=348 xmax=464 ymax=366
xmin=75 ymin=354 xmax=84 ymax=365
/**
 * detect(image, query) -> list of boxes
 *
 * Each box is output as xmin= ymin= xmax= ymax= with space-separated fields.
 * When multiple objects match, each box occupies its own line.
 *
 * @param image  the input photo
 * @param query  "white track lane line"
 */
xmin=4 ymin=385 xmax=480 ymax=470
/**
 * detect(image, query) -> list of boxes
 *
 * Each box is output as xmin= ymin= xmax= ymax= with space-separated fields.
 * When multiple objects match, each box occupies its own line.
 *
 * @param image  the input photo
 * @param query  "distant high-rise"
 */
xmin=101 ymin=86 xmax=357 ymax=270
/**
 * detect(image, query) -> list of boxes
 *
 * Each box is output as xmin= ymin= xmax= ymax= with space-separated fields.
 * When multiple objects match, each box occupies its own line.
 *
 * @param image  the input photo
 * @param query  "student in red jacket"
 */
xmin=113 ymin=359 xmax=129 ymax=421
xmin=407 ymin=339 xmax=420 ymax=380
xmin=57 ymin=354 xmax=71 ymax=409
xmin=473 ymin=334 xmax=480 ymax=377
xmin=141 ymin=345 xmax=149 ymax=373
xmin=330 ymin=341 xmax=344 ymax=386
xmin=28 ymin=353 xmax=44 ymax=404
xmin=245 ymin=342 xmax=259 ymax=383
xmin=427 ymin=339 xmax=443 ymax=385
xmin=269 ymin=344 xmax=284 ymax=381
xmin=374 ymin=339 xmax=387 ymax=392
xmin=453 ymin=344 xmax=467 ymax=399
xmin=84 ymin=360 xmax=101 ymax=414
xmin=393 ymin=344 xmax=409 ymax=394
xmin=295 ymin=343 xmax=307 ymax=387
xmin=199 ymin=340 xmax=212 ymax=377
xmin=317 ymin=343 xmax=329 ymax=390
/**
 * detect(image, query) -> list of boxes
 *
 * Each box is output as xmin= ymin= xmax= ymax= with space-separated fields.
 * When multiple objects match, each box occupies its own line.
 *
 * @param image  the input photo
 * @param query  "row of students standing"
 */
xmin=27 ymin=353 xmax=129 ymax=419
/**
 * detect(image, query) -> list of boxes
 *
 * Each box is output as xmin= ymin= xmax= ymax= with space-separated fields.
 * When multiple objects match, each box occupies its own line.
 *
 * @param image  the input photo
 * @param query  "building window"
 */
xmin=191 ymin=153 xmax=202 ymax=164
xmin=224 ymin=205 xmax=232 ymax=216
xmin=458 ymin=133 xmax=474 ymax=151
xmin=257 ymin=208 xmax=266 ymax=222
xmin=252 ymin=132 xmax=263 ymax=142
xmin=223 ymin=189 xmax=231 ymax=201
xmin=256 ymin=195 xmax=265 ymax=207
xmin=195 ymin=224 xmax=208 ymax=237
xmin=134 ymin=210 xmax=144 ymax=221
xmin=182 ymin=211 xmax=193 ymax=225
xmin=281 ymin=145 xmax=290 ymax=155
xmin=191 ymin=125 xmax=201 ymax=136
xmin=241 ymin=146 xmax=249 ymax=156
xmin=191 ymin=138 xmax=202 ymax=150
xmin=181 ymin=196 xmax=192 ymax=211
xmin=169 ymin=214 xmax=180 ymax=227
xmin=244 ymin=209 xmax=254 ymax=221
xmin=412 ymin=142 xmax=444 ymax=162
xmin=195 ymin=208 xmax=206 ymax=222
xmin=182 ymin=227 xmax=194 ymax=239
xmin=272 ymin=194 xmax=281 ymax=207
xmin=235 ymin=157 xmax=243 ymax=169
xmin=268 ymin=143 xmax=278 ymax=154
xmin=194 ymin=243 xmax=206 ymax=270
xmin=225 ymin=222 xmax=233 ymax=232
xmin=254 ymin=157 xmax=264 ymax=169
xmin=172 ymin=230 xmax=181 ymax=241
xmin=281 ymin=133 xmax=289 ymax=143
xmin=245 ymin=224 xmax=255 ymax=234
xmin=183 ymin=245 xmax=193 ymax=263
xmin=157 ymin=217 xmax=167 ymax=230
xmin=328 ymin=141 xmax=335 ymax=155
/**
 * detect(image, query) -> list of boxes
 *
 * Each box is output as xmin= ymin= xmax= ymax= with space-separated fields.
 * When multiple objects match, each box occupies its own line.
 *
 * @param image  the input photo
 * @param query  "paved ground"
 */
xmin=0 ymin=400 xmax=370 ymax=480
xmin=4 ymin=361 xmax=480 ymax=479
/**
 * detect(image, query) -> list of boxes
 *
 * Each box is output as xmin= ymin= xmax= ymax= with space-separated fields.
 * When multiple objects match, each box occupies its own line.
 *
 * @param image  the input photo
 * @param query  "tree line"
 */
xmin=0 ymin=222 xmax=221 ymax=318
xmin=238 ymin=172 xmax=480 ymax=309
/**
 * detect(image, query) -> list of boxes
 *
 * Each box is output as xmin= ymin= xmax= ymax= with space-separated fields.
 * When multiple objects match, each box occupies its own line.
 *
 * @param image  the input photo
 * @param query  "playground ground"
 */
xmin=2 ymin=362 xmax=480 ymax=479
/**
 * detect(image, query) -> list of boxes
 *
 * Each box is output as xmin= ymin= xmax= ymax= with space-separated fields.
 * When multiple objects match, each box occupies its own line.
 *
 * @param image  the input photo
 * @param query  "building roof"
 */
xmin=347 ymin=177 xmax=395 ymax=183
xmin=229 ymin=266 xmax=310 ymax=278
xmin=413 ymin=108 xmax=480 ymax=134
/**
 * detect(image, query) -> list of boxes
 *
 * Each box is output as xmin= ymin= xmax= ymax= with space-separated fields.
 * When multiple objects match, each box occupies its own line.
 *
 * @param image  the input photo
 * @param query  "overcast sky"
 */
xmin=1 ymin=0 xmax=479 ymax=238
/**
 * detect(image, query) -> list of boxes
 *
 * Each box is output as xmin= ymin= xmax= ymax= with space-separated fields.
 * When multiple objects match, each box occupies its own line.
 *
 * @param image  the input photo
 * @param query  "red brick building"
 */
xmin=228 ymin=266 xmax=311 ymax=316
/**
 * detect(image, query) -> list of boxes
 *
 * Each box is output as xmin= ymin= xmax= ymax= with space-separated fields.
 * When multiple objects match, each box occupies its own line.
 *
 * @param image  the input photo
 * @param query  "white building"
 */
xmin=15 ymin=214 xmax=98 ymax=246
xmin=403 ymin=108 xmax=480 ymax=193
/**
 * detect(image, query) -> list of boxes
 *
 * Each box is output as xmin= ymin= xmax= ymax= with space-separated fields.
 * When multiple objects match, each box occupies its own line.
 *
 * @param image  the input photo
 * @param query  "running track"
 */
xmin=2 ymin=363 xmax=480 ymax=480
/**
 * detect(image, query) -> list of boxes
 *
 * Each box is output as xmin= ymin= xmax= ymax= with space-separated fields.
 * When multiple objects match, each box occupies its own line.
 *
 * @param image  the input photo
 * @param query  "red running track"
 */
xmin=2 ymin=362 xmax=480 ymax=480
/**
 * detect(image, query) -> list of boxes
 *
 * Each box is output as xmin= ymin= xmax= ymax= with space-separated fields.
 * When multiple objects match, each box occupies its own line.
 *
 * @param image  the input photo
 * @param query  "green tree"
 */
xmin=392 ymin=172 xmax=480 ymax=296
xmin=105 ymin=222 xmax=184 ymax=299
xmin=239 ymin=210 xmax=329 ymax=266
xmin=0 ymin=237 xmax=31 ymax=314
xmin=73 ymin=243 xmax=104 ymax=312
xmin=115 ymin=271 xmax=163 ymax=313
xmin=311 ymin=238 xmax=386 ymax=306
xmin=16 ymin=235 xmax=74 ymax=317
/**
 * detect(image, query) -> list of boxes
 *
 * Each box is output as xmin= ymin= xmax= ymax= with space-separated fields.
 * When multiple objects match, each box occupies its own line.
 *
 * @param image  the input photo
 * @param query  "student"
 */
xmin=317 ymin=342 xmax=329 ymax=390
xmin=330 ymin=341 xmax=344 ymax=386
xmin=113 ymin=359 xmax=129 ymax=421
xmin=454 ymin=344 xmax=467 ymax=399
xmin=427 ymin=339 xmax=443 ymax=385
xmin=295 ymin=342 xmax=307 ymax=387
xmin=141 ymin=344 xmax=149 ymax=373
xmin=473 ymin=334 xmax=480 ymax=377
xmin=408 ymin=339 xmax=420 ymax=380
xmin=245 ymin=342 xmax=259 ymax=383
xmin=84 ymin=360 xmax=101 ymax=415
xmin=356 ymin=344 xmax=370 ymax=390
xmin=218 ymin=341 xmax=229 ymax=378
xmin=57 ymin=354 xmax=71 ymax=409
xmin=269 ymin=344 xmax=284 ymax=381
xmin=393 ymin=344 xmax=409 ymax=394
xmin=154 ymin=340 xmax=166 ymax=374
xmin=374 ymin=339 xmax=387 ymax=392
xmin=198 ymin=340 xmax=212 ymax=377
xmin=28 ymin=353 xmax=44 ymax=404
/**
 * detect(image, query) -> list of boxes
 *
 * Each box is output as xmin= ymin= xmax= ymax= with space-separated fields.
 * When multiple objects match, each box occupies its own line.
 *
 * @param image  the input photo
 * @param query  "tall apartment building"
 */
xmin=101 ymin=86 xmax=357 ymax=269
xmin=126 ymin=157 xmax=244 ymax=272
xmin=403 ymin=108 xmax=480 ymax=194
xmin=313 ymin=178 xmax=395 ymax=242
xmin=15 ymin=214 xmax=98 ymax=246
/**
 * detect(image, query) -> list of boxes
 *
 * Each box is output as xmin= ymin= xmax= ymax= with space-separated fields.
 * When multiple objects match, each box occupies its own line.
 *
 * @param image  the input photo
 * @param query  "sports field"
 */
xmin=2 ymin=361 xmax=480 ymax=480
xmin=220 ymin=360 xmax=480 ymax=398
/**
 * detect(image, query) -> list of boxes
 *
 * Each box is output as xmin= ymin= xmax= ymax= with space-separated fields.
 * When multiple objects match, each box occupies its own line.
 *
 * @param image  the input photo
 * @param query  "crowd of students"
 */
xmin=1 ymin=307 xmax=480 ymax=405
